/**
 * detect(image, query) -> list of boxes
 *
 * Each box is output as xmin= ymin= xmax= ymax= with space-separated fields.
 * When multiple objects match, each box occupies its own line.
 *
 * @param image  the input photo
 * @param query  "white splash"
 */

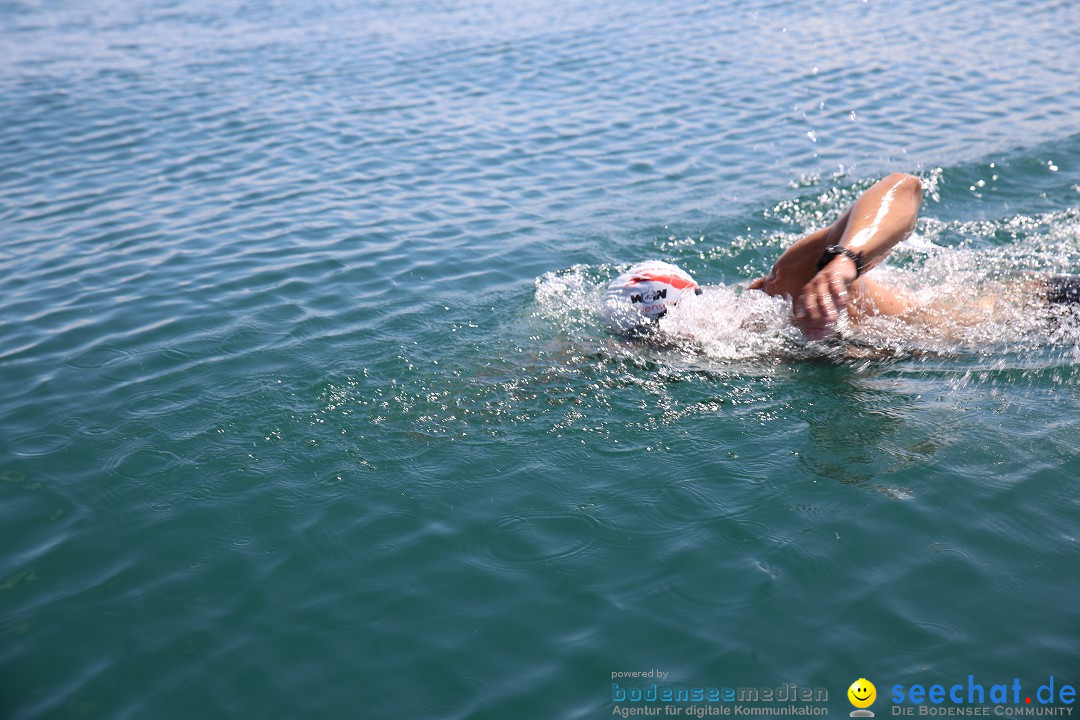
xmin=657 ymin=285 xmax=801 ymax=360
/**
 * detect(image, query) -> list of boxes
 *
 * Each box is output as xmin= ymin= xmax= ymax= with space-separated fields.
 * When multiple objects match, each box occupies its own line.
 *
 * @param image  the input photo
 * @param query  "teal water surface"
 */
xmin=2 ymin=0 xmax=1079 ymax=718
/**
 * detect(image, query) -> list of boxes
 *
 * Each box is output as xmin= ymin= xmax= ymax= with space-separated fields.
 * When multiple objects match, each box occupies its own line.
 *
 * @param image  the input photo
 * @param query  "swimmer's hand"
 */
xmin=794 ymin=255 xmax=859 ymax=341
xmin=748 ymin=268 xmax=789 ymax=297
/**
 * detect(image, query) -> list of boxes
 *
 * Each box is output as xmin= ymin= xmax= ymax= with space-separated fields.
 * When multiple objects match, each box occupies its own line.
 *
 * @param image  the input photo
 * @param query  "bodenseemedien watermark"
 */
xmin=611 ymin=675 xmax=830 ymax=717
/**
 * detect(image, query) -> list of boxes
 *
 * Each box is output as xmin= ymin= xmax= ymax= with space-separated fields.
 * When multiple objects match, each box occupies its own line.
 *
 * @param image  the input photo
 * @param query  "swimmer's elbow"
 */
xmin=885 ymin=172 xmax=923 ymax=206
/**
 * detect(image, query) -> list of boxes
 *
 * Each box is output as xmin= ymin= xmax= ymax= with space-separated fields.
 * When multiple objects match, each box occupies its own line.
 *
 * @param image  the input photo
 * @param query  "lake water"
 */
xmin=2 ymin=0 xmax=1079 ymax=718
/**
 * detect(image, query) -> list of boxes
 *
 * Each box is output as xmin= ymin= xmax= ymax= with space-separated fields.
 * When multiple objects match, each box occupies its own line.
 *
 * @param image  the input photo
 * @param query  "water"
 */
xmin=2 ymin=0 xmax=1079 ymax=718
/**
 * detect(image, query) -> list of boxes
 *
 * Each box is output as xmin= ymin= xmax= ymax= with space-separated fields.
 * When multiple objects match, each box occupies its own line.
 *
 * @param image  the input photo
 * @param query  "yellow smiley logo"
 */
xmin=848 ymin=678 xmax=877 ymax=709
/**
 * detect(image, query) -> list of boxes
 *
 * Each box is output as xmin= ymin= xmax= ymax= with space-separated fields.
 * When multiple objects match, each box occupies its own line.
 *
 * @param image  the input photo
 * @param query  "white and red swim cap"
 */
xmin=602 ymin=261 xmax=700 ymax=329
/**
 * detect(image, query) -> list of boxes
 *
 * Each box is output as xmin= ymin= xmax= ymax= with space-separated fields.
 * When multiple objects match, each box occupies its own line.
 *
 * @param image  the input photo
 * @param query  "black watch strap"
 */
xmin=815 ymin=245 xmax=865 ymax=277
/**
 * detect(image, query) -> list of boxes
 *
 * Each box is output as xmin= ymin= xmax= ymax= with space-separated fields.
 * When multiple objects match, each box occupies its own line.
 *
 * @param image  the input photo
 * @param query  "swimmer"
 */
xmin=604 ymin=173 xmax=1079 ymax=341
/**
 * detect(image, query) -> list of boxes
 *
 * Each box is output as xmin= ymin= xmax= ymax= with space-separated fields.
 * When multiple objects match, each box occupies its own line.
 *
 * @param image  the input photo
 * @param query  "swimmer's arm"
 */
xmin=794 ymin=173 xmax=923 ymax=339
xmin=748 ymin=209 xmax=851 ymax=299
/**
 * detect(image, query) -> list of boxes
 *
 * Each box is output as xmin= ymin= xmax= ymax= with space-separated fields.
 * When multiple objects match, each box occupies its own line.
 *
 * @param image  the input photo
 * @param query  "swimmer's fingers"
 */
xmin=750 ymin=272 xmax=779 ymax=295
xmin=827 ymin=270 xmax=850 ymax=314
xmin=807 ymin=293 xmax=836 ymax=340
xmin=794 ymin=283 xmax=830 ymax=340
xmin=796 ymin=269 xmax=851 ymax=340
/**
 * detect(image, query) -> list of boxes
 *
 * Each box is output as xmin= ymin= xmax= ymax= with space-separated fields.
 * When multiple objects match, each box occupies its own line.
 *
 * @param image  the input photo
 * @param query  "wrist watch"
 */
xmin=815 ymin=245 xmax=864 ymax=277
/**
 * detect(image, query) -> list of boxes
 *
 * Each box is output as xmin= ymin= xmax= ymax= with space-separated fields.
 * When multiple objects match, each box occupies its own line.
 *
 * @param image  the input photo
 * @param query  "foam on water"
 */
xmin=656 ymin=285 xmax=801 ymax=360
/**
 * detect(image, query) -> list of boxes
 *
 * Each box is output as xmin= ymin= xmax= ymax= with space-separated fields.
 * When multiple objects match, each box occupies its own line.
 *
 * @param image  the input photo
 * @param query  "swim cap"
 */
xmin=602 ymin=261 xmax=700 ymax=330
